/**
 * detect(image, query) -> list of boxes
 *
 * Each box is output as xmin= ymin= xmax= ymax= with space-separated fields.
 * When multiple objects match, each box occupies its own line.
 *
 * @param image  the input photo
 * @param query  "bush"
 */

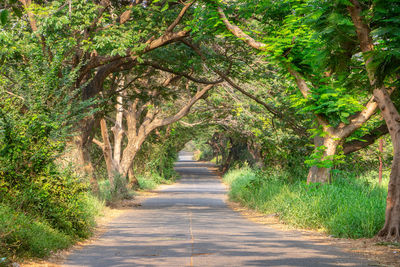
xmin=1 ymin=168 xmax=101 ymax=237
xmin=224 ymin=167 xmax=387 ymax=238
xmin=0 ymin=204 xmax=71 ymax=261
xmin=98 ymin=173 xmax=133 ymax=205
xmin=0 ymin=181 xmax=102 ymax=262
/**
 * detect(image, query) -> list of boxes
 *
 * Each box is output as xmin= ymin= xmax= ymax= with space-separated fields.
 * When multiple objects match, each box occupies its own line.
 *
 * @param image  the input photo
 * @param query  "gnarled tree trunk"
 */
xmin=119 ymin=135 xmax=147 ymax=178
xmin=374 ymin=88 xmax=400 ymax=240
xmin=347 ymin=0 xmax=400 ymax=240
xmin=307 ymin=135 xmax=341 ymax=184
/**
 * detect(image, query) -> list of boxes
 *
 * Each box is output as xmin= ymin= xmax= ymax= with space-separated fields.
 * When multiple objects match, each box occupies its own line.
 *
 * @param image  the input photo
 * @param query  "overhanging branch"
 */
xmin=343 ymin=124 xmax=388 ymax=154
xmin=142 ymin=61 xmax=223 ymax=84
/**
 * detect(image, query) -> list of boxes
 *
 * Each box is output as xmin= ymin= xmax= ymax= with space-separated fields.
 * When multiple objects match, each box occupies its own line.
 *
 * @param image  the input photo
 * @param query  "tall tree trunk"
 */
xmin=247 ymin=141 xmax=264 ymax=168
xmin=112 ymin=91 xmax=125 ymax=164
xmin=74 ymin=135 xmax=99 ymax=193
xmin=99 ymin=118 xmax=117 ymax=188
xmin=374 ymin=88 xmax=400 ymax=240
xmin=379 ymin=138 xmax=384 ymax=185
xmin=307 ymin=135 xmax=340 ymax=184
xmin=119 ymin=135 xmax=146 ymax=178
xmin=347 ymin=0 xmax=400 ymax=240
xmin=221 ymin=138 xmax=234 ymax=173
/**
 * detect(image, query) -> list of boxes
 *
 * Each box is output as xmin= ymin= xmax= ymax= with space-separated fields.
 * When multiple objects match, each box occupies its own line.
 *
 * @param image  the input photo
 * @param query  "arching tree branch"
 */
xmin=343 ymin=124 xmax=388 ymax=154
xmin=142 ymin=61 xmax=223 ymax=84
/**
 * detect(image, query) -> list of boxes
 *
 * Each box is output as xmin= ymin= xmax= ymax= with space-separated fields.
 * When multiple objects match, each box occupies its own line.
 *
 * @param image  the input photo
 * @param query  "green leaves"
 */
xmin=294 ymin=84 xmax=365 ymax=125
xmin=305 ymin=145 xmax=345 ymax=168
xmin=161 ymin=2 xmax=169 ymax=12
xmin=0 ymin=9 xmax=8 ymax=25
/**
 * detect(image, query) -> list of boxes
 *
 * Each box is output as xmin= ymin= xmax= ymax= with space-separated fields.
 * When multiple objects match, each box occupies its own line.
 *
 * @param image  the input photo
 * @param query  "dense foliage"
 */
xmin=0 ymin=59 xmax=101 ymax=262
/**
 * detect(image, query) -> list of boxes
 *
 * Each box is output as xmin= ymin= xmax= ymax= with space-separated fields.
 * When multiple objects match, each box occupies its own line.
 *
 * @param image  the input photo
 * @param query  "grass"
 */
xmin=0 ymin=204 xmax=72 ymax=260
xmin=137 ymin=172 xmax=177 ymax=190
xmin=0 ymin=190 xmax=103 ymax=265
xmin=98 ymin=174 xmax=135 ymax=205
xmin=223 ymin=167 xmax=388 ymax=238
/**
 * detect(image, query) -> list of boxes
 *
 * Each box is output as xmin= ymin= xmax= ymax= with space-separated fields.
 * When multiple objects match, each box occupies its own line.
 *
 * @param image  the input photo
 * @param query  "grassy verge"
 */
xmin=0 ymin=194 xmax=102 ymax=266
xmin=0 ymin=172 xmax=103 ymax=266
xmin=137 ymin=171 xmax=178 ymax=190
xmin=223 ymin=167 xmax=387 ymax=238
xmin=0 ymin=204 xmax=72 ymax=263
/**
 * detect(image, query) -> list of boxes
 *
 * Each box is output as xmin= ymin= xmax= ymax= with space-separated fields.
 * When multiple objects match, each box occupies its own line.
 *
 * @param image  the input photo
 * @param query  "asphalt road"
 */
xmin=64 ymin=152 xmax=374 ymax=267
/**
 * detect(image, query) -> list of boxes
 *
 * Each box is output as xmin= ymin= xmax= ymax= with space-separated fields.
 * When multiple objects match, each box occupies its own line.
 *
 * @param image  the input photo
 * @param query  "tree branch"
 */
xmin=217 ymin=6 xmax=332 ymax=131
xmin=338 ymin=96 xmax=378 ymax=138
xmin=142 ymin=61 xmax=222 ymax=84
xmin=84 ymin=0 xmax=111 ymax=40
xmin=166 ymin=0 xmax=195 ymax=32
xmin=152 ymin=84 xmax=215 ymax=129
xmin=343 ymin=124 xmax=388 ymax=154
xmin=217 ymin=6 xmax=267 ymax=51
xmin=92 ymin=138 xmax=104 ymax=148
xmin=4 ymin=91 xmax=25 ymax=101
xmin=179 ymin=120 xmax=207 ymax=127
xmin=19 ymin=0 xmax=52 ymax=61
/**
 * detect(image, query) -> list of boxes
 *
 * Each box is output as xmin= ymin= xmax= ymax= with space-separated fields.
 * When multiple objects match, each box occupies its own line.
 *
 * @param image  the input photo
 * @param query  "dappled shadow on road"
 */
xmin=65 ymin=208 xmax=368 ymax=266
xmin=64 ymin=160 xmax=371 ymax=267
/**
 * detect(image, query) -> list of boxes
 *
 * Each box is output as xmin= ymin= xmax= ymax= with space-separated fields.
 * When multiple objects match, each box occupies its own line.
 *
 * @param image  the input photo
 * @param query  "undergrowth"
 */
xmin=223 ymin=167 xmax=387 ymax=238
xmin=98 ymin=174 xmax=134 ymax=205
xmin=0 ymin=174 xmax=102 ymax=264
xmin=137 ymin=171 xmax=177 ymax=190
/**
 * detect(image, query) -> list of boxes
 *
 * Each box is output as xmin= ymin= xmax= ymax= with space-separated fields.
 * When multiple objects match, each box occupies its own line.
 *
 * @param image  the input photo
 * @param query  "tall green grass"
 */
xmin=0 ymin=171 xmax=103 ymax=264
xmin=224 ymin=167 xmax=387 ymax=238
xmin=0 ymin=204 xmax=71 ymax=260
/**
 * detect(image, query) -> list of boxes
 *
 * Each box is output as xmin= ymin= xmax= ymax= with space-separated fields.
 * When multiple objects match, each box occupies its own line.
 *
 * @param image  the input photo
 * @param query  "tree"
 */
xmin=92 ymin=69 xmax=218 ymax=187
xmin=214 ymin=0 xmax=385 ymax=183
xmin=5 ymin=0 xmax=198 ymax=189
xmin=346 ymin=0 xmax=400 ymax=240
xmin=213 ymin=0 xmax=400 ymax=240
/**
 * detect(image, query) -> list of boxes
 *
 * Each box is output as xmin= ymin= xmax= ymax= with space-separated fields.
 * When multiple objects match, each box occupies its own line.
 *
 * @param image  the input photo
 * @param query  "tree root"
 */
xmin=378 ymin=226 xmax=400 ymax=242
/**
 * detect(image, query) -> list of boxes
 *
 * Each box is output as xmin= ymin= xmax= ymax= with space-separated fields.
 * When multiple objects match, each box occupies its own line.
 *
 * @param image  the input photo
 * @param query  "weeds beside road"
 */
xmin=224 ymin=167 xmax=387 ymax=239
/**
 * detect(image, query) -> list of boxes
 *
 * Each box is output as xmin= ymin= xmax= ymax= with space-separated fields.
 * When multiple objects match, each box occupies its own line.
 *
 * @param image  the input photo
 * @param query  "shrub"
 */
xmin=0 ymin=204 xmax=72 ymax=261
xmin=98 ymin=173 xmax=133 ymax=205
xmin=1 ymin=168 xmax=101 ymax=238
